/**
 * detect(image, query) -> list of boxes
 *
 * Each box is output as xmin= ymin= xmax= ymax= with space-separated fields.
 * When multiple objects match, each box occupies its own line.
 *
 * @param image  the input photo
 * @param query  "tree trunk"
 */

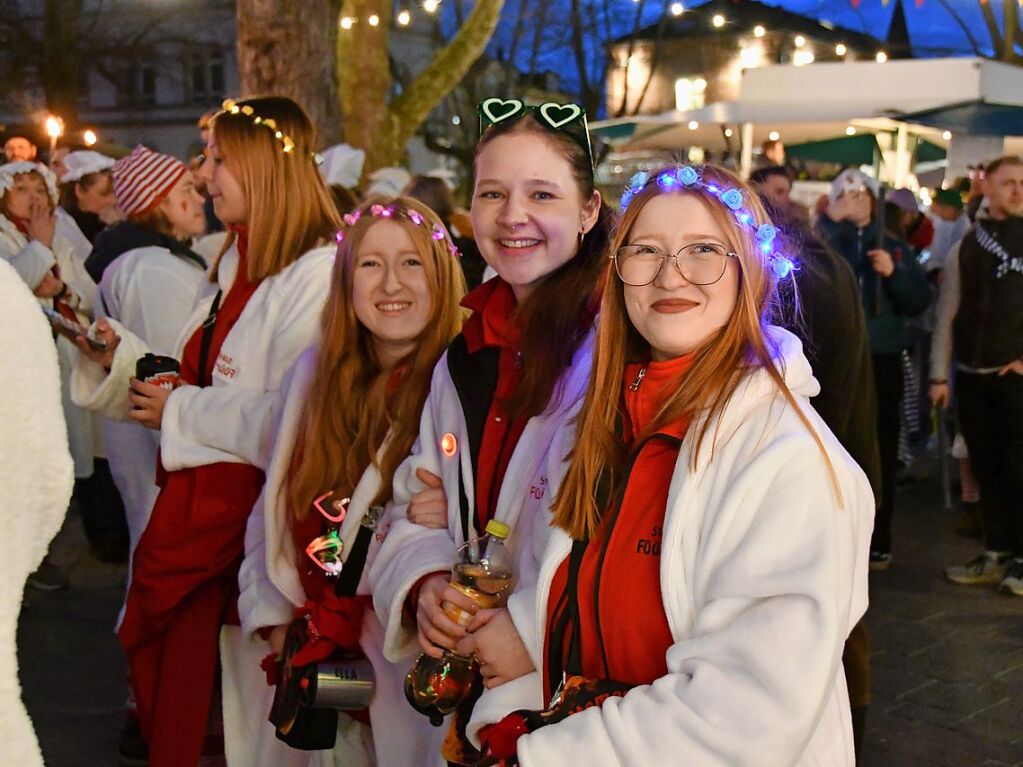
xmin=337 ymin=0 xmax=398 ymax=172
xmin=338 ymin=0 xmax=505 ymax=173
xmin=236 ymin=0 xmax=343 ymax=147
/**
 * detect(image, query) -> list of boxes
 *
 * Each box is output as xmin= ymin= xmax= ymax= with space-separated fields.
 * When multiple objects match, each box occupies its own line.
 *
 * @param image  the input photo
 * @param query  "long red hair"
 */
xmin=552 ymin=164 xmax=838 ymax=540
xmin=286 ymin=196 xmax=466 ymax=518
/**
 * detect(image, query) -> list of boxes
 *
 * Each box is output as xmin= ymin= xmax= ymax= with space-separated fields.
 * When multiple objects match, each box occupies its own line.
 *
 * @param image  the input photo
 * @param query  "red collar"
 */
xmin=461 ymin=278 xmax=522 ymax=354
xmin=622 ymin=353 xmax=696 ymax=443
xmin=229 ymin=224 xmax=249 ymax=260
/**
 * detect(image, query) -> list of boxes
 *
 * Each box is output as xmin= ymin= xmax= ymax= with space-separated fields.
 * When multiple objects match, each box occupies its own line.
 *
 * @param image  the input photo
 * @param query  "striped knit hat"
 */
xmin=111 ymin=145 xmax=188 ymax=217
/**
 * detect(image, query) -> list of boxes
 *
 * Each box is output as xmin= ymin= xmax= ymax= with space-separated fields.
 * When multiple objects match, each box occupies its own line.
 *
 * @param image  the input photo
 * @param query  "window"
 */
xmin=122 ymin=59 xmax=158 ymax=106
xmin=188 ymin=49 xmax=226 ymax=105
xmin=674 ymin=76 xmax=707 ymax=112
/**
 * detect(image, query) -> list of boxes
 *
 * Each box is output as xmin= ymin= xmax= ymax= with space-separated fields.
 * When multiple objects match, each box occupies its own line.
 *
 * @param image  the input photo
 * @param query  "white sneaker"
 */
xmin=999 ymin=558 xmax=1023 ymax=597
xmin=944 ymin=550 xmax=1012 ymax=585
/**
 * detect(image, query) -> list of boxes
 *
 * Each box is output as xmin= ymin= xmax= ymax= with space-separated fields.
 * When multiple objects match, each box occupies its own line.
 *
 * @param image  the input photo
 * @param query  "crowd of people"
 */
xmin=1 ymin=92 xmax=1019 ymax=767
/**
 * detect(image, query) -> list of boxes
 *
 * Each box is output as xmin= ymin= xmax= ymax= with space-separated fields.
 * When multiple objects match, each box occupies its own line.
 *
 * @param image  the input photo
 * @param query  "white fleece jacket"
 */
xmin=0 ymin=260 xmax=74 ymax=767
xmin=470 ymin=327 xmax=874 ymax=767
xmin=1 ymin=214 xmax=100 ymax=477
xmin=71 ymin=242 xmax=334 ymax=469
xmin=93 ymin=245 xmax=207 ymax=552
xmin=367 ymin=327 xmax=596 ymax=728
xmin=234 ymin=346 xmax=445 ymax=767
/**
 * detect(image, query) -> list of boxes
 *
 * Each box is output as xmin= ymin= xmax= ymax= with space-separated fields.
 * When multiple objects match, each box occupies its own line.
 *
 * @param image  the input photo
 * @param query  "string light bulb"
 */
xmin=423 ymin=0 xmax=439 ymax=13
xmin=368 ymin=13 xmax=379 ymax=25
xmin=712 ymin=13 xmax=725 ymax=28
xmin=688 ymin=120 xmax=699 ymax=130
xmin=835 ymin=42 xmax=847 ymax=56
xmin=724 ymin=127 xmax=734 ymax=137
xmin=942 ymin=130 xmax=952 ymax=140
xmin=397 ymin=9 xmax=411 ymax=25
xmin=768 ymin=130 xmax=780 ymax=141
xmin=876 ymin=50 xmax=888 ymax=63
xmin=340 ymin=16 xmax=354 ymax=29
xmin=83 ymin=129 xmax=98 ymax=146
xmin=846 ymin=126 xmax=857 ymax=136
xmin=794 ymin=35 xmax=806 ymax=47
xmin=670 ymin=2 xmax=684 ymax=16
xmin=753 ymin=25 xmax=765 ymax=37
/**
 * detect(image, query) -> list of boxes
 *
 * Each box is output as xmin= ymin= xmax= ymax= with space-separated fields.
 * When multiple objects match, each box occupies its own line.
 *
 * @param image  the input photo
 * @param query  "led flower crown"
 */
xmin=620 ymin=166 xmax=796 ymax=280
xmin=336 ymin=202 xmax=461 ymax=259
xmin=220 ymin=98 xmax=304 ymax=156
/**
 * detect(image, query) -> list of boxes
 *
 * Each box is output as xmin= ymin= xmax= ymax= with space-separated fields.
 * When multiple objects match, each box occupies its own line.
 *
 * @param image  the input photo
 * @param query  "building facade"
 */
xmin=606 ymin=0 xmax=891 ymax=117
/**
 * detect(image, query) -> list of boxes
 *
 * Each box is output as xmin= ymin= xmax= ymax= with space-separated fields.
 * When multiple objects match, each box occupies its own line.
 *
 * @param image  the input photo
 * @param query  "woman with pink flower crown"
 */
xmin=235 ymin=196 xmax=466 ymax=767
xmin=471 ymin=164 xmax=874 ymax=767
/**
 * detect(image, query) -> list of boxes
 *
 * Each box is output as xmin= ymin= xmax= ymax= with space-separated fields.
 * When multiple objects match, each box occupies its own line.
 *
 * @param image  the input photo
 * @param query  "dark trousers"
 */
xmin=870 ymin=354 xmax=903 ymax=554
xmin=956 ymin=371 xmax=1023 ymax=554
xmin=74 ymin=458 xmax=129 ymax=561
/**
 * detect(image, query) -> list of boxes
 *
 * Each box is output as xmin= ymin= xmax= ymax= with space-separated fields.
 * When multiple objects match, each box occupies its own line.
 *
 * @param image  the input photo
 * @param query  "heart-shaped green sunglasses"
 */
xmin=477 ymin=97 xmax=593 ymax=168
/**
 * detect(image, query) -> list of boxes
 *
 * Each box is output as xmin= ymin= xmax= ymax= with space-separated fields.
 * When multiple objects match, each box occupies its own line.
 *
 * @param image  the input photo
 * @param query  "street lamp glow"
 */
xmin=45 ymin=116 xmax=63 ymax=139
xmin=368 ymin=14 xmax=379 ymax=25
xmin=753 ymin=25 xmax=765 ymax=38
xmin=876 ymin=50 xmax=888 ymax=63
xmin=845 ymin=126 xmax=856 ymax=136
xmin=942 ymin=130 xmax=952 ymax=140
xmin=670 ymin=2 xmax=684 ymax=16
xmin=423 ymin=0 xmax=439 ymax=12
xmin=340 ymin=16 xmax=354 ymax=29
xmin=688 ymin=120 xmax=699 ymax=130
xmin=712 ymin=14 xmax=725 ymax=28
xmin=835 ymin=43 xmax=847 ymax=56
xmin=768 ymin=130 xmax=780 ymax=141
xmin=794 ymin=35 xmax=806 ymax=48
xmin=83 ymin=129 xmax=98 ymax=146
xmin=397 ymin=9 xmax=411 ymax=25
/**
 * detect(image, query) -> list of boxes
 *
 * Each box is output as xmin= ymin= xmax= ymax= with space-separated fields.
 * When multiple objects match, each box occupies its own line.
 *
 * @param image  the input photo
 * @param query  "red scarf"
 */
xmin=118 ymin=228 xmax=266 ymax=766
xmin=461 ymin=278 xmax=528 ymax=531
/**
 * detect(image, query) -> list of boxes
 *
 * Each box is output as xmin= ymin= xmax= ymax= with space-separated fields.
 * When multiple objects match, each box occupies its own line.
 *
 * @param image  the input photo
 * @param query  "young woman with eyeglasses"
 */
xmin=71 ymin=96 xmax=341 ymax=767
xmin=234 ymin=196 xmax=466 ymax=766
xmin=473 ymin=165 xmax=874 ymax=767
xmin=367 ymin=99 xmax=614 ymax=760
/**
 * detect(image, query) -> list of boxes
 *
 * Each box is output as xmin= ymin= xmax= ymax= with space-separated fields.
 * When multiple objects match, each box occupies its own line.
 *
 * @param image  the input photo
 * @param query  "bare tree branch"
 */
xmin=389 ymin=0 xmax=505 ymax=147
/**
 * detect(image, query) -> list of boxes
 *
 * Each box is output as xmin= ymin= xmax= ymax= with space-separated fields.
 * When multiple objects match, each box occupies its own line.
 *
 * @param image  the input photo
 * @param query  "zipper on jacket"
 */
xmin=629 ymin=367 xmax=647 ymax=391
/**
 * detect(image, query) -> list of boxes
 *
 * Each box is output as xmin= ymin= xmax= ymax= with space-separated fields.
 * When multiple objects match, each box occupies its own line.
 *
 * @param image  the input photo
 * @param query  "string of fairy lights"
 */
xmin=339 ymin=0 xmax=441 ymax=30
xmin=341 ymin=0 xmax=890 ymax=66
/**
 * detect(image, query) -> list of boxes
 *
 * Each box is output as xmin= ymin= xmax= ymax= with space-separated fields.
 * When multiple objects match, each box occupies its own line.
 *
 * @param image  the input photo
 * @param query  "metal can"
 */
xmin=135 ymin=353 xmax=181 ymax=391
xmin=310 ymin=657 xmax=375 ymax=710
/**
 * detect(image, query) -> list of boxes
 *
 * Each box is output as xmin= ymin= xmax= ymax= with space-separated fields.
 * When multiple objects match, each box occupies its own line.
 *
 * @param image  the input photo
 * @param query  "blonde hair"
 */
xmin=552 ymin=164 xmax=838 ymax=540
xmin=210 ymin=96 xmax=341 ymax=281
xmin=286 ymin=196 xmax=467 ymax=518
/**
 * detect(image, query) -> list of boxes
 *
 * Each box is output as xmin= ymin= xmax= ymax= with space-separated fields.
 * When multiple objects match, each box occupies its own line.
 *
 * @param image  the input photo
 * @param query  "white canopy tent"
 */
xmin=592 ymin=58 xmax=1023 ymax=181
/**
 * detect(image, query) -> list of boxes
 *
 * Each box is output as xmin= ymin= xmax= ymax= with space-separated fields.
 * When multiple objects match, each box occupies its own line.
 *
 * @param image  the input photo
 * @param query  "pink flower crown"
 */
xmin=337 ymin=203 xmax=461 ymax=259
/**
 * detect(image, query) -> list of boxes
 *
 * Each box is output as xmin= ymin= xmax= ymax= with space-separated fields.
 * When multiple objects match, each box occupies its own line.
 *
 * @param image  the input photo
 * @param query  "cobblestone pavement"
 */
xmin=18 ymin=471 xmax=1023 ymax=766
